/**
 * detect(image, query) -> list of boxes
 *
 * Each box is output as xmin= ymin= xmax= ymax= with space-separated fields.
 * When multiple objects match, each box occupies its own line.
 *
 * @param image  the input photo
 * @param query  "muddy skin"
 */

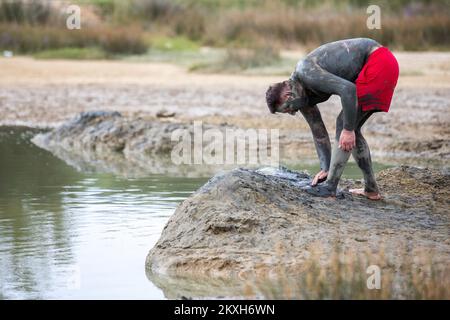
xmin=291 ymin=38 xmax=381 ymax=131
xmin=352 ymin=111 xmax=380 ymax=194
xmin=298 ymin=105 xmax=331 ymax=172
xmin=288 ymin=38 xmax=384 ymax=197
xmin=304 ymin=109 xmax=379 ymax=197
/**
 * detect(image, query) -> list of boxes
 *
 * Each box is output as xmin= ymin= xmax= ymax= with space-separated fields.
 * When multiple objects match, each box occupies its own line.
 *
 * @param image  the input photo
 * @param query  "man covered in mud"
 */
xmin=266 ymin=38 xmax=399 ymax=200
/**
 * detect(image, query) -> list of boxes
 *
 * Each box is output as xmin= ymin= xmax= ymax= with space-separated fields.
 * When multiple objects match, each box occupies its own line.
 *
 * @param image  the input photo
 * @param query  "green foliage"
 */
xmin=90 ymin=0 xmax=450 ymax=50
xmin=0 ymin=0 xmax=56 ymax=25
xmin=33 ymin=47 xmax=109 ymax=60
xmin=0 ymin=24 xmax=148 ymax=55
xmin=1 ymin=0 xmax=450 ymax=58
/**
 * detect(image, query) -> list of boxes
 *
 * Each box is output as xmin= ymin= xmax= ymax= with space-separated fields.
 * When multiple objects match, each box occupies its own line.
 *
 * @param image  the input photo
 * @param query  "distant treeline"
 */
xmin=1 ymin=0 xmax=449 ymax=55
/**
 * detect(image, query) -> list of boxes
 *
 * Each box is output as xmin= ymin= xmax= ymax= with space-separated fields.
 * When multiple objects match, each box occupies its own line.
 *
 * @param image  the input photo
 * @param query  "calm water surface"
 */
xmin=0 ymin=127 xmax=207 ymax=299
xmin=0 ymin=126 xmax=390 ymax=299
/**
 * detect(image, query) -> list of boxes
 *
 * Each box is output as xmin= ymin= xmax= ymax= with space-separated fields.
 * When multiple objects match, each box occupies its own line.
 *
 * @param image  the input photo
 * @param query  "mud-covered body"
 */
xmin=291 ymin=38 xmax=386 ymax=196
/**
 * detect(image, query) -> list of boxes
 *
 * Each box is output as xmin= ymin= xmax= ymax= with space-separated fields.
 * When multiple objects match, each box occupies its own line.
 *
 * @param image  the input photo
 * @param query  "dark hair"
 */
xmin=265 ymin=81 xmax=287 ymax=114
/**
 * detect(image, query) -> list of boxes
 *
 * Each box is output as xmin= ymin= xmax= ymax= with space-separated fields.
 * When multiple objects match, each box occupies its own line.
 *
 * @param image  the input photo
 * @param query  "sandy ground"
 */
xmin=1 ymin=52 xmax=449 ymax=167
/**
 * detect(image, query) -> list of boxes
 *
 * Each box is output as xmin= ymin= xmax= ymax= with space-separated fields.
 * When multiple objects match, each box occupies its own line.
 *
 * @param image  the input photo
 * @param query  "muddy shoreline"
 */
xmin=1 ymin=56 xmax=449 ymax=168
xmin=1 ymin=56 xmax=449 ymax=299
xmin=8 ymin=84 xmax=448 ymax=168
xmin=145 ymin=166 xmax=450 ymax=298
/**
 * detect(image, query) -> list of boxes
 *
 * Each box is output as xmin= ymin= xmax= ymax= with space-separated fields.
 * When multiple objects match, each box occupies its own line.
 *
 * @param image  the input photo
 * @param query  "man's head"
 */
xmin=265 ymin=79 xmax=307 ymax=115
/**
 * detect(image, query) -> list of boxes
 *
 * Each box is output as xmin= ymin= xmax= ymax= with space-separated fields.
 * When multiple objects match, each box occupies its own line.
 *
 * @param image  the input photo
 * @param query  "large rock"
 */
xmin=146 ymin=166 xmax=450 ymax=280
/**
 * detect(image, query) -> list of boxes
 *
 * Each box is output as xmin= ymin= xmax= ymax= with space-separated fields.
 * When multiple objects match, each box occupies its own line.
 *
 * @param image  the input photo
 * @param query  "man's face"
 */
xmin=276 ymin=81 xmax=304 ymax=115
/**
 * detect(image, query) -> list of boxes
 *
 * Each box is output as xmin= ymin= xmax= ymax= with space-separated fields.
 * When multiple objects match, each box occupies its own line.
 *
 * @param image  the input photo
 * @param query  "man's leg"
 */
xmin=304 ymin=111 xmax=350 ymax=196
xmin=324 ymin=111 xmax=351 ymax=192
xmin=350 ymin=111 xmax=381 ymax=200
xmin=304 ymin=109 xmax=376 ymax=197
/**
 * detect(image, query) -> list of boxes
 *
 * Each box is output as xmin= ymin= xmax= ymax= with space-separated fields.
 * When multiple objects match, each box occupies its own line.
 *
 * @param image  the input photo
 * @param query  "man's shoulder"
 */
xmin=292 ymin=58 xmax=313 ymax=79
xmin=292 ymin=57 xmax=323 ymax=89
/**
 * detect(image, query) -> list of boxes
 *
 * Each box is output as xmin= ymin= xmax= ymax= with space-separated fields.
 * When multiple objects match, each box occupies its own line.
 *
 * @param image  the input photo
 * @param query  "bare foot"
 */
xmin=349 ymin=188 xmax=382 ymax=200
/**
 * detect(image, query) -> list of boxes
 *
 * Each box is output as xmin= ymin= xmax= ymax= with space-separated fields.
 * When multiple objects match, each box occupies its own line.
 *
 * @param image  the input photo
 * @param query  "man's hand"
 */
xmin=339 ymin=129 xmax=356 ymax=152
xmin=312 ymin=170 xmax=328 ymax=186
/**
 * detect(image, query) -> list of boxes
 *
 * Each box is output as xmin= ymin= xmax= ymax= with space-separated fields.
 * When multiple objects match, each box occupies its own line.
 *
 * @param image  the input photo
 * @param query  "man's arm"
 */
xmin=299 ymin=105 xmax=331 ymax=171
xmin=297 ymin=60 xmax=358 ymax=131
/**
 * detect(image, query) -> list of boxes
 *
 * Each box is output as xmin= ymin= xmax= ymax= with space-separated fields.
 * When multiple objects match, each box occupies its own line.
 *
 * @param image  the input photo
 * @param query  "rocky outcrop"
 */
xmin=146 ymin=166 xmax=450 ymax=281
xmin=31 ymin=111 xmax=238 ymax=177
xmin=33 ymin=111 xmax=181 ymax=155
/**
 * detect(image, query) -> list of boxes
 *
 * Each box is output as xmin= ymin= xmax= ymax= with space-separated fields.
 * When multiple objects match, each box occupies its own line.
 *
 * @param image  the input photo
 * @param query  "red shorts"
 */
xmin=356 ymin=47 xmax=399 ymax=112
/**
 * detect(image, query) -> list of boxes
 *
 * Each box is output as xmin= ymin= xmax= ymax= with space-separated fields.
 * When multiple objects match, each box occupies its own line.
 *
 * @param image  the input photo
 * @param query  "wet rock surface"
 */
xmin=146 ymin=166 xmax=450 ymax=281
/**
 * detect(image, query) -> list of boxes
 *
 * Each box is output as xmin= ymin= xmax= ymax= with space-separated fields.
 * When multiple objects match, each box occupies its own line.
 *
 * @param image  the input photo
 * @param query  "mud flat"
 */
xmin=30 ymin=103 xmax=449 ymax=178
xmin=31 ymin=111 xmax=275 ymax=177
xmin=28 ymin=111 xmax=450 ymax=298
xmin=1 ymin=56 xmax=449 ymax=168
xmin=32 ymin=111 xmax=216 ymax=177
xmin=145 ymin=166 xmax=450 ymax=298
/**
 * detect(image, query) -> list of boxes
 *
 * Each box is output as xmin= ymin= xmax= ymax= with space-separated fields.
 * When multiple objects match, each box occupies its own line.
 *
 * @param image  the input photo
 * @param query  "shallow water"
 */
xmin=0 ymin=126 xmax=390 ymax=299
xmin=0 ymin=127 xmax=207 ymax=299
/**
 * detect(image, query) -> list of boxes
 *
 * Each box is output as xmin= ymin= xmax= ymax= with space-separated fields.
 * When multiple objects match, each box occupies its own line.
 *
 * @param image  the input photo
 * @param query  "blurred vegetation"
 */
xmin=190 ymin=45 xmax=282 ymax=73
xmin=0 ymin=0 xmax=449 ymax=65
xmin=0 ymin=22 xmax=148 ymax=54
xmin=245 ymin=244 xmax=450 ymax=299
xmin=151 ymin=36 xmax=199 ymax=51
xmin=33 ymin=47 xmax=109 ymax=59
xmin=0 ymin=0 xmax=148 ymax=55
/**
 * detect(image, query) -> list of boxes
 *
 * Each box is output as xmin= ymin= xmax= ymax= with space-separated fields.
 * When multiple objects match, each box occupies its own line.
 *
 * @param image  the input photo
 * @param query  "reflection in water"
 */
xmin=0 ymin=127 xmax=207 ymax=299
xmin=146 ymin=272 xmax=248 ymax=299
